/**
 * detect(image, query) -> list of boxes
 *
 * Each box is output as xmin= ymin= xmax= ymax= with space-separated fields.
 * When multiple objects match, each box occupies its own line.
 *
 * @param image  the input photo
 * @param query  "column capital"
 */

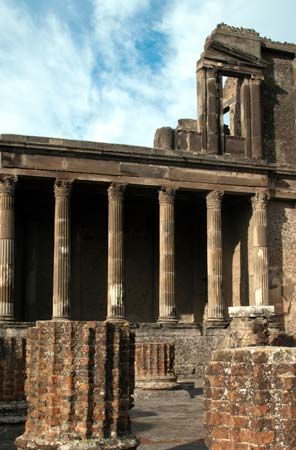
xmin=159 ymin=187 xmax=176 ymax=204
xmin=54 ymin=179 xmax=73 ymax=197
xmin=108 ymin=183 xmax=126 ymax=201
xmin=251 ymin=192 xmax=269 ymax=210
xmin=0 ymin=175 xmax=17 ymax=195
xmin=206 ymin=190 xmax=224 ymax=209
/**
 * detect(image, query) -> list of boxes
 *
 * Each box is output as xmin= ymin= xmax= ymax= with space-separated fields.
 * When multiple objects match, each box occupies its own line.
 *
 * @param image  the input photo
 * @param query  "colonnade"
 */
xmin=0 ymin=175 xmax=270 ymax=325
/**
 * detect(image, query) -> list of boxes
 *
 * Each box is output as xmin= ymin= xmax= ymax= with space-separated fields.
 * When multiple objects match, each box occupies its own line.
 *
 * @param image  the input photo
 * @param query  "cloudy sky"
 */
xmin=0 ymin=0 xmax=295 ymax=147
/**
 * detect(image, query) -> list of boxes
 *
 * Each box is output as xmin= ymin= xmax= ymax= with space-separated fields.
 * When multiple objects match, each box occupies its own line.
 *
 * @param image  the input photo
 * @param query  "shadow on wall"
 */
xmin=268 ymin=201 xmax=293 ymax=334
xmin=262 ymin=54 xmax=288 ymax=165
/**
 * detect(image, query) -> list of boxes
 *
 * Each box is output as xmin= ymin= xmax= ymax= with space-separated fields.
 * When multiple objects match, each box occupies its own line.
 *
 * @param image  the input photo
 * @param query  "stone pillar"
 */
xmin=252 ymin=192 xmax=269 ymax=306
xmin=107 ymin=183 xmax=125 ymax=321
xmin=16 ymin=321 xmax=139 ymax=450
xmin=206 ymin=190 xmax=226 ymax=326
xmin=0 ymin=175 xmax=16 ymax=322
xmin=196 ymin=68 xmax=207 ymax=151
xmin=135 ymin=341 xmax=178 ymax=390
xmin=250 ymin=76 xmax=263 ymax=159
xmin=158 ymin=187 xmax=177 ymax=323
xmin=206 ymin=68 xmax=219 ymax=154
xmin=52 ymin=179 xmax=72 ymax=320
xmin=241 ymin=78 xmax=251 ymax=157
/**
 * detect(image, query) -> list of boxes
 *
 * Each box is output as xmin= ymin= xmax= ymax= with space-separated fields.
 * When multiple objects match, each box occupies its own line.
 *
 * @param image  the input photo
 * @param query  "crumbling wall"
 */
xmin=268 ymin=200 xmax=296 ymax=338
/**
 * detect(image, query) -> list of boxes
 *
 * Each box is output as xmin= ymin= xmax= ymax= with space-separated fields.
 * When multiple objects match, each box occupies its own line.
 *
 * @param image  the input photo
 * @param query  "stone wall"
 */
xmin=16 ymin=320 xmax=138 ymax=450
xmin=268 ymin=200 xmax=296 ymax=338
xmin=205 ymin=347 xmax=296 ymax=449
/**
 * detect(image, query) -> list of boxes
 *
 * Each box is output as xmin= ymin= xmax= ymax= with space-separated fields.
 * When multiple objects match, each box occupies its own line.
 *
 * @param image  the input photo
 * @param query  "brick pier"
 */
xmin=16 ymin=320 xmax=139 ymax=450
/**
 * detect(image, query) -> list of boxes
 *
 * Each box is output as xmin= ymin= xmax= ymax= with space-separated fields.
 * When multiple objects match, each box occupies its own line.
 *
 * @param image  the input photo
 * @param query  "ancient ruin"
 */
xmin=0 ymin=22 xmax=296 ymax=449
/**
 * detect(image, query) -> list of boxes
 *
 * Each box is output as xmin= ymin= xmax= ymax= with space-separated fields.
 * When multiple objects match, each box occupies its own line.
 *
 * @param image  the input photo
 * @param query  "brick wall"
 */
xmin=205 ymin=347 xmax=296 ymax=449
xmin=16 ymin=320 xmax=138 ymax=450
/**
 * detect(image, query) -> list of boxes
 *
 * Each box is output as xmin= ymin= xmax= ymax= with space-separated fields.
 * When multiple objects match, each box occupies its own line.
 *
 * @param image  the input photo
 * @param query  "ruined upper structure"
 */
xmin=155 ymin=23 xmax=296 ymax=167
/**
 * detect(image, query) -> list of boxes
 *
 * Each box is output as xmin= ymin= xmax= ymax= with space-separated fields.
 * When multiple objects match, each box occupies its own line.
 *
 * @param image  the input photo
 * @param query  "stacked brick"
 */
xmin=16 ymin=320 xmax=139 ymax=450
xmin=205 ymin=347 xmax=296 ymax=449
xmin=135 ymin=341 xmax=178 ymax=389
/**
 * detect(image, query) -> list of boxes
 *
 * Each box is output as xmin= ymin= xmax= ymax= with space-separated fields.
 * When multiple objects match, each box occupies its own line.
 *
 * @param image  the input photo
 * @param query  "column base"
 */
xmin=157 ymin=317 xmax=178 ymax=324
xmin=136 ymin=377 xmax=179 ymax=390
xmin=106 ymin=316 xmax=127 ymax=323
xmin=0 ymin=316 xmax=15 ymax=323
xmin=0 ymin=400 xmax=27 ymax=424
xmin=16 ymin=435 xmax=139 ymax=450
xmin=204 ymin=318 xmax=229 ymax=335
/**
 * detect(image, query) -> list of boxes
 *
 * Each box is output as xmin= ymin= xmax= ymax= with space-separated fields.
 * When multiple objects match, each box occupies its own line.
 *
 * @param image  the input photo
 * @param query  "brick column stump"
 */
xmin=135 ymin=341 xmax=178 ymax=390
xmin=205 ymin=307 xmax=295 ymax=449
xmin=0 ymin=324 xmax=31 ymax=423
xmin=16 ymin=321 xmax=139 ymax=450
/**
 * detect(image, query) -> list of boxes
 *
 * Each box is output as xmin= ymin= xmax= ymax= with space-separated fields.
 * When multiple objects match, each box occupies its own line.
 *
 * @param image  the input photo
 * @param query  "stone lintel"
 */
xmin=228 ymin=305 xmax=275 ymax=318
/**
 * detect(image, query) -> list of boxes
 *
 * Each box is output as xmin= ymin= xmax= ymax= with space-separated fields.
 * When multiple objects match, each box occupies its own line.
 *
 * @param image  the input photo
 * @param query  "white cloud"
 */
xmin=0 ymin=0 xmax=295 ymax=147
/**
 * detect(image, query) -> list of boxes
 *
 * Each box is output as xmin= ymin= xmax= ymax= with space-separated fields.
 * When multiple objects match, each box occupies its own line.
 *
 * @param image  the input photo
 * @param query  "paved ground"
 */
xmin=0 ymin=384 xmax=207 ymax=450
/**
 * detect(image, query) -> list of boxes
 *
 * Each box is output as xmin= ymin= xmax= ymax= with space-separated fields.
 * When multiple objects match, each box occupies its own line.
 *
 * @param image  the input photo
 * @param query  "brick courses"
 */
xmin=16 ymin=320 xmax=139 ymax=450
xmin=205 ymin=347 xmax=296 ymax=449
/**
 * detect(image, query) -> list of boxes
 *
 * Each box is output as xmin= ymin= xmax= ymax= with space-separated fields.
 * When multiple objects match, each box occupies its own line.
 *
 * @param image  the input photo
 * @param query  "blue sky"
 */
xmin=0 ymin=0 xmax=295 ymax=147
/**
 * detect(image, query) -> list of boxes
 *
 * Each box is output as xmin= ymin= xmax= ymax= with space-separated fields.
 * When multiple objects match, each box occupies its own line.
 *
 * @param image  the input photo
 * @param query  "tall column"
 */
xmin=240 ymin=78 xmax=251 ymax=157
xmin=196 ymin=68 xmax=207 ymax=152
xmin=158 ymin=187 xmax=177 ymax=323
xmin=52 ymin=179 xmax=72 ymax=320
xmin=206 ymin=190 xmax=225 ymax=323
xmin=107 ymin=183 xmax=125 ymax=321
xmin=250 ymin=76 xmax=263 ymax=159
xmin=206 ymin=68 xmax=219 ymax=154
xmin=0 ymin=175 xmax=16 ymax=322
xmin=252 ymin=192 xmax=269 ymax=306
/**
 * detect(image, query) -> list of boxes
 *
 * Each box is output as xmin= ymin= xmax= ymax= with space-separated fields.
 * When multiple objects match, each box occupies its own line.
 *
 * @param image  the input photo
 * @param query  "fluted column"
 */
xmin=252 ymin=192 xmax=269 ymax=306
xmin=206 ymin=190 xmax=225 ymax=323
xmin=158 ymin=187 xmax=177 ymax=323
xmin=52 ymin=179 xmax=72 ymax=320
xmin=0 ymin=175 xmax=16 ymax=321
xmin=107 ymin=183 xmax=125 ymax=321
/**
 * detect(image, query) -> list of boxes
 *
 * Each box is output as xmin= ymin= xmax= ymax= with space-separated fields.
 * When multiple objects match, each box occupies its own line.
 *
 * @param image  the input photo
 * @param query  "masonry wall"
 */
xmin=205 ymin=347 xmax=296 ymax=449
xmin=262 ymin=49 xmax=296 ymax=166
xmin=268 ymin=199 xmax=296 ymax=338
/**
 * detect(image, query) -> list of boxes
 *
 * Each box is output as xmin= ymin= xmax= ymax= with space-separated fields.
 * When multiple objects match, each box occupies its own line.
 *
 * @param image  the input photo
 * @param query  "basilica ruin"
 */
xmin=0 ymin=23 xmax=296 ymax=449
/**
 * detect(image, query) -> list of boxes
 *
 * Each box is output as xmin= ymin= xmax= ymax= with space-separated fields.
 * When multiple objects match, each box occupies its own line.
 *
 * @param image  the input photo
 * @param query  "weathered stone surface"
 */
xmin=16 ymin=321 xmax=139 ymax=450
xmin=205 ymin=347 xmax=296 ymax=449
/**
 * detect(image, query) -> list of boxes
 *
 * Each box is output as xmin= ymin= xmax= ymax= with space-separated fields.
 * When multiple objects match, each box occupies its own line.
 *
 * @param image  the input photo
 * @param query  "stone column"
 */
xmin=240 ymin=78 xmax=251 ymax=157
xmin=250 ymin=76 xmax=263 ymax=159
xmin=107 ymin=183 xmax=125 ymax=321
xmin=206 ymin=68 xmax=219 ymax=154
xmin=196 ymin=68 xmax=207 ymax=151
xmin=206 ymin=190 xmax=225 ymax=324
xmin=158 ymin=187 xmax=177 ymax=323
xmin=252 ymin=192 xmax=269 ymax=306
xmin=0 ymin=175 xmax=16 ymax=322
xmin=52 ymin=179 xmax=72 ymax=320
